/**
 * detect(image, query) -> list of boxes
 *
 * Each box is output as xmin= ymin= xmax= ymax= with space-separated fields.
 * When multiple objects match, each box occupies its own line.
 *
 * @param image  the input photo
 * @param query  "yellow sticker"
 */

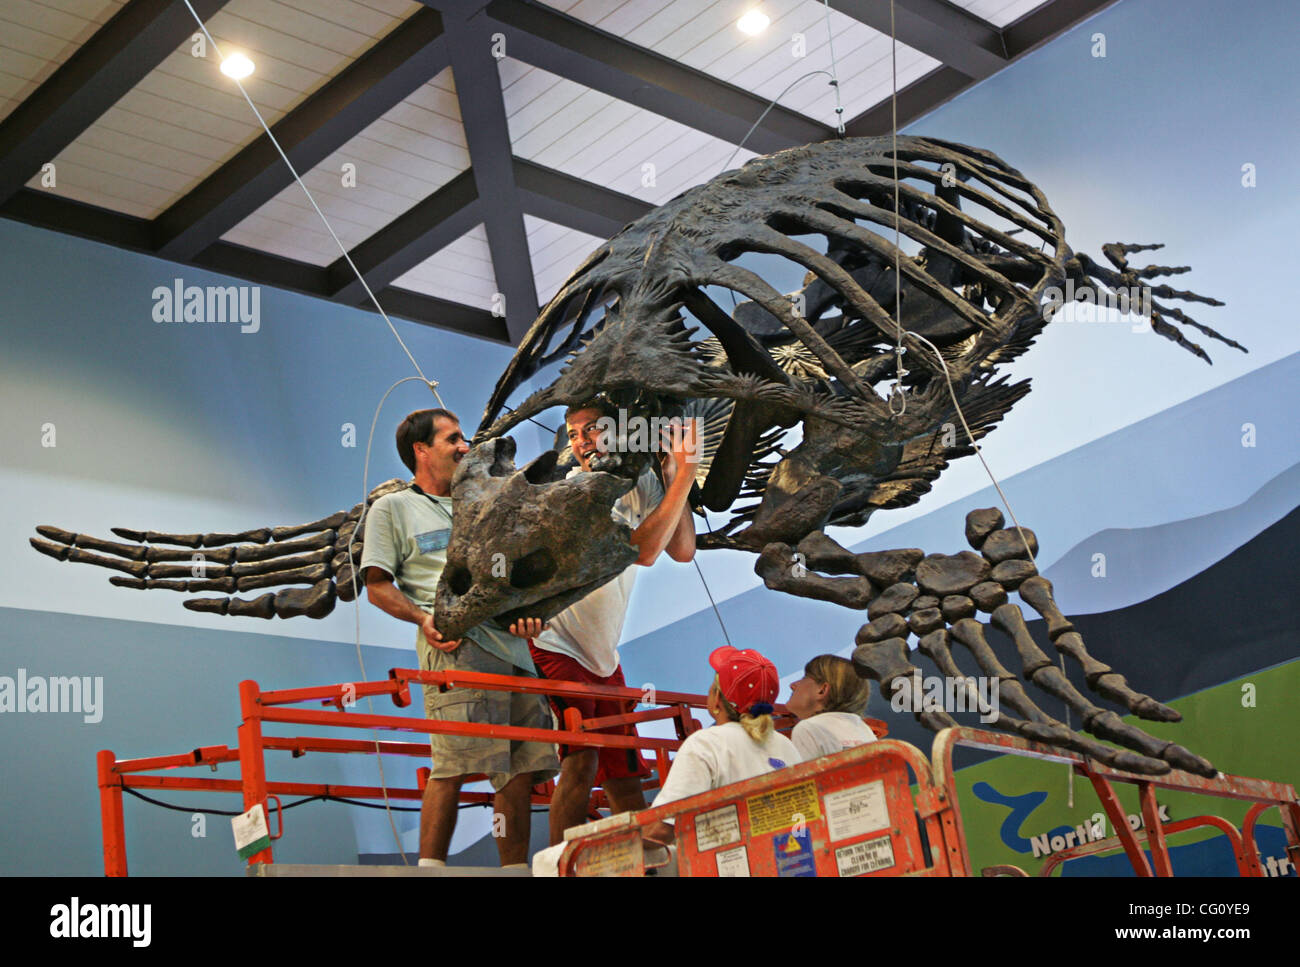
xmin=746 ymin=781 xmax=822 ymax=837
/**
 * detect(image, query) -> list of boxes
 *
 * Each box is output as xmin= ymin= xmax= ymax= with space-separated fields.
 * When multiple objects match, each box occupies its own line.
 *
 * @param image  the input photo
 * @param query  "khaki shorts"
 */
xmin=417 ymin=627 xmax=559 ymax=792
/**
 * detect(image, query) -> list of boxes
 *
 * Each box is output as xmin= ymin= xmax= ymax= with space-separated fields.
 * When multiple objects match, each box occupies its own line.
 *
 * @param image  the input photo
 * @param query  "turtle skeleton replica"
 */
xmin=32 ymin=136 xmax=1243 ymax=781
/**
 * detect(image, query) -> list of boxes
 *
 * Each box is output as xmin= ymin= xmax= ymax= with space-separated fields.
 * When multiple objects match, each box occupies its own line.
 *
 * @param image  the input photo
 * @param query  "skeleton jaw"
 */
xmin=432 ymin=437 xmax=639 ymax=640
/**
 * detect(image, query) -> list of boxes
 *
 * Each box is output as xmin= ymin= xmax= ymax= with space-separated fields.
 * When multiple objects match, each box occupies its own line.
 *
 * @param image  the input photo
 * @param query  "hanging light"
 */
xmin=220 ymin=52 xmax=255 ymax=80
xmin=737 ymin=9 xmax=770 ymax=36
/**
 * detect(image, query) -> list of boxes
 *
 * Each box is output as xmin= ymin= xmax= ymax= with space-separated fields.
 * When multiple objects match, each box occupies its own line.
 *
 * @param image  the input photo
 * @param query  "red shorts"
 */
xmin=529 ymin=642 xmax=651 ymax=782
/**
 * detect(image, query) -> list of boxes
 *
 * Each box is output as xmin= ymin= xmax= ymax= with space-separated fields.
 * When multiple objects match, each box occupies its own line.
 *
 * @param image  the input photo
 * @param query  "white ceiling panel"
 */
xmin=0 ymin=0 xmax=125 ymax=124
xmin=391 ymin=223 xmax=499 ymax=311
xmin=525 ymin=214 xmax=605 ymax=305
xmin=26 ymin=0 xmax=420 ymax=218
xmin=543 ymin=0 xmax=941 ymax=129
xmin=222 ymin=68 xmax=468 ymax=266
xmin=504 ymin=60 xmax=758 ymax=206
xmin=953 ymin=0 xmax=1053 ymax=29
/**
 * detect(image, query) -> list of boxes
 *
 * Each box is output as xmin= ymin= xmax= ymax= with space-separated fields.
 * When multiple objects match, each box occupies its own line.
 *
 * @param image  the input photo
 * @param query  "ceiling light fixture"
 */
xmin=220 ymin=52 xmax=255 ymax=80
xmin=737 ymin=9 xmax=770 ymax=36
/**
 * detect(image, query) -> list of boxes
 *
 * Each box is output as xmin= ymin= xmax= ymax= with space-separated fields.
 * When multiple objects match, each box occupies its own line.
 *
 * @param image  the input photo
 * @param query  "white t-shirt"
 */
xmin=532 ymin=466 xmax=664 ymax=676
xmin=653 ymin=722 xmax=802 ymax=812
xmin=791 ymin=712 xmax=877 ymax=760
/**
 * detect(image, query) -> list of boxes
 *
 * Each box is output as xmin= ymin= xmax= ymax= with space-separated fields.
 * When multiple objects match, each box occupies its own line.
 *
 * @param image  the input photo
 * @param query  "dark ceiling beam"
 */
xmin=190 ymin=241 xmax=330 ymax=295
xmin=841 ymin=0 xmax=1125 ymax=135
xmin=841 ymin=65 xmax=972 ymax=136
xmin=463 ymin=0 xmax=831 ymax=153
xmin=328 ymin=169 xmax=481 ymax=305
xmin=828 ymin=0 xmax=1008 ymax=80
xmin=0 ymin=188 xmax=504 ymax=344
xmin=154 ymin=7 xmax=450 ymax=262
xmin=189 ymin=242 xmax=507 ymax=342
xmin=370 ymin=286 xmax=508 ymax=343
xmin=194 ymin=241 xmax=506 ymax=341
xmin=441 ymin=12 xmax=539 ymax=343
xmin=0 ymin=187 xmax=154 ymax=252
xmin=1003 ymin=0 xmax=1124 ymax=59
xmin=513 ymin=158 xmax=652 ymax=240
xmin=0 ymin=0 xmax=232 ymax=206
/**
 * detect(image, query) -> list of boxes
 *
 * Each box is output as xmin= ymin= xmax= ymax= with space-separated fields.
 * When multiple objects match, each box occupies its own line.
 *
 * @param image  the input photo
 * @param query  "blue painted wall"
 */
xmin=1 ymin=0 xmax=1296 ymax=873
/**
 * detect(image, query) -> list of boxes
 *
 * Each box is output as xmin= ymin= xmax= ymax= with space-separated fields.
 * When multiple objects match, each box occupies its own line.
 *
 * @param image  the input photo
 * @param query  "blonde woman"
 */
xmin=644 ymin=646 xmax=801 ymax=845
xmin=786 ymin=654 xmax=877 ymax=760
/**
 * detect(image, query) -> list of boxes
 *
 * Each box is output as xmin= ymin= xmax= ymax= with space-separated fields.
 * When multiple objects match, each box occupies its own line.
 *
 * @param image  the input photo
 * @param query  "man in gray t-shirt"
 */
xmin=361 ymin=408 xmax=558 ymax=869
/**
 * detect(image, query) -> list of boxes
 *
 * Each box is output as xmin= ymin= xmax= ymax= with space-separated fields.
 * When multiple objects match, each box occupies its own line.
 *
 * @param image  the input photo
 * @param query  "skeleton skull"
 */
xmin=432 ymin=436 xmax=640 ymax=639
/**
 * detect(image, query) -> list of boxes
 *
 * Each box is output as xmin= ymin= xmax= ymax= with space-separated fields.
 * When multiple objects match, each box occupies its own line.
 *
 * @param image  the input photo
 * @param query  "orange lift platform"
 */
xmin=97 ymin=666 xmax=724 ymax=876
xmin=555 ymin=726 xmax=1300 ymax=876
xmin=95 ymin=670 xmax=1298 ymax=877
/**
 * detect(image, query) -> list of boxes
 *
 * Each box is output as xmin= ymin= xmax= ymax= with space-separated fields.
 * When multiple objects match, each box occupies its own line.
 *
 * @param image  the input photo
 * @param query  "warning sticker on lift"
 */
xmin=694 ymin=803 xmax=742 ymax=852
xmin=774 ymin=827 xmax=817 ymax=877
xmin=835 ymin=835 xmax=895 ymax=877
xmin=824 ymin=780 xmax=890 ymax=842
xmin=575 ymin=833 xmax=643 ymax=876
xmin=746 ymin=781 xmax=822 ymax=838
xmin=716 ymin=845 xmax=750 ymax=876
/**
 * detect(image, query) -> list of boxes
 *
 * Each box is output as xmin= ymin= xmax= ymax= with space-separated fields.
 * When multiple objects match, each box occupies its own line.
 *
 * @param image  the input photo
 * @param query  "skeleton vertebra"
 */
xmin=33 ymin=136 xmax=1239 ymax=778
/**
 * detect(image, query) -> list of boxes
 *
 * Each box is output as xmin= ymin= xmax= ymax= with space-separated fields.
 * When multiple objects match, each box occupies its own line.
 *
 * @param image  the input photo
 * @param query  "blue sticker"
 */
xmin=773 ymin=827 xmax=817 ymax=877
xmin=415 ymin=529 xmax=450 ymax=554
xmin=768 ymin=757 xmax=787 ymax=770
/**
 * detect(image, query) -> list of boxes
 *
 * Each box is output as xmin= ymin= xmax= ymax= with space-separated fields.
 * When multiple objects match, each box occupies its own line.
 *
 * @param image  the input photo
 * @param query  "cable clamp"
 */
xmin=887 ymin=383 xmax=907 ymax=416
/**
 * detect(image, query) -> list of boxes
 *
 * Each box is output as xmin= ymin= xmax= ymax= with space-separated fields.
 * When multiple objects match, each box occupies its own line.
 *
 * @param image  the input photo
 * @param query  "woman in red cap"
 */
xmin=645 ymin=645 xmax=802 ymax=845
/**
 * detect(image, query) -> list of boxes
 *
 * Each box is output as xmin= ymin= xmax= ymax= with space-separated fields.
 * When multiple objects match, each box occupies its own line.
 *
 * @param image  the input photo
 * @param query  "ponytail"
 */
xmin=739 ymin=712 xmax=774 ymax=743
xmin=715 ymin=679 xmax=774 ymax=743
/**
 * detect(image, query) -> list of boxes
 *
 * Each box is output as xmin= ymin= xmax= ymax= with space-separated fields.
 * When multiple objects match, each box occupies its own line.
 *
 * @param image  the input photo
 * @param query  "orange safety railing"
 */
xmin=100 ymin=670 xmax=1292 ymax=878
xmin=930 ymin=727 xmax=1299 ymax=878
xmin=551 ymin=726 xmax=1299 ymax=877
xmin=97 ymin=668 xmax=714 ymax=875
xmin=97 ymin=668 xmax=887 ymax=876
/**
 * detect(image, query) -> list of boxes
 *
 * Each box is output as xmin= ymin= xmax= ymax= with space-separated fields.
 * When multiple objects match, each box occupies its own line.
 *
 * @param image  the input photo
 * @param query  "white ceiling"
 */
xmin=0 ymin=0 xmax=127 ymax=125
xmin=8 ymin=0 xmax=1062 ymax=324
xmin=953 ymin=0 xmax=1052 ymax=29
xmin=543 ymin=0 xmax=943 ymax=128
xmin=223 ymin=68 xmax=468 ymax=265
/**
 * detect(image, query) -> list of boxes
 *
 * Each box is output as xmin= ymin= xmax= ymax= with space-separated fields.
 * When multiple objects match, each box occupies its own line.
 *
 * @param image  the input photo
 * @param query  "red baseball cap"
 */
xmin=709 ymin=646 xmax=779 ymax=715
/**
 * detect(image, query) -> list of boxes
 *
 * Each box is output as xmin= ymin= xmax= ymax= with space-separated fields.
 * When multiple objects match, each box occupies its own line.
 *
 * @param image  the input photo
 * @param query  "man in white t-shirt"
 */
xmin=529 ymin=398 xmax=697 ymax=846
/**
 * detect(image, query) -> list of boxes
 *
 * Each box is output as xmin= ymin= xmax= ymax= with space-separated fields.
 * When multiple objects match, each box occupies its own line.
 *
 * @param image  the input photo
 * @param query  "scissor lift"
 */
xmin=95 ymin=671 xmax=1297 ymax=877
xmin=96 ymin=667 xmax=710 ymax=875
xmin=554 ymin=727 xmax=1300 ymax=877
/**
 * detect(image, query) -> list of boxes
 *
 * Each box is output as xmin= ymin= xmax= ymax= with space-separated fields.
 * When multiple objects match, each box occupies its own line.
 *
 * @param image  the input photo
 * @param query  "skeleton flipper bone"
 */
xmin=851 ymin=636 xmax=959 ymax=732
xmin=757 ymin=508 xmax=1210 ymax=776
xmin=29 ymin=479 xmax=408 ymax=619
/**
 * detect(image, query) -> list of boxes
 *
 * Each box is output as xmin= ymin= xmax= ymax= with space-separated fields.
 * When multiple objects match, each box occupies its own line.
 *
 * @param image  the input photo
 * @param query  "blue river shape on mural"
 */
xmin=971 ymin=781 xmax=1072 ymax=853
